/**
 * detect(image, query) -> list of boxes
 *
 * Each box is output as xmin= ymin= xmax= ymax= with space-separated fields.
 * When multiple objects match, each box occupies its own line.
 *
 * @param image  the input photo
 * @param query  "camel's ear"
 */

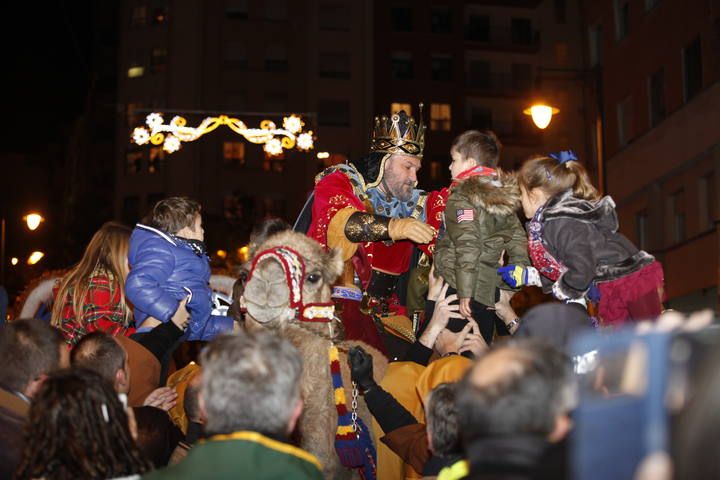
xmin=322 ymin=247 xmax=344 ymax=284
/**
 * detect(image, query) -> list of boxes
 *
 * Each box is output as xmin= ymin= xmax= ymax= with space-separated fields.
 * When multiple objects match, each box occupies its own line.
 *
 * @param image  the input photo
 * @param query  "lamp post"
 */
xmin=0 ymin=212 xmax=45 ymax=284
xmin=523 ymin=66 xmax=605 ymax=194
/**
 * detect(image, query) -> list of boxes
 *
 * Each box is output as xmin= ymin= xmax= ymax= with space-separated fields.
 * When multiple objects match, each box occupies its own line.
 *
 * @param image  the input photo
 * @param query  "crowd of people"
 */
xmin=0 ymin=108 xmax=714 ymax=480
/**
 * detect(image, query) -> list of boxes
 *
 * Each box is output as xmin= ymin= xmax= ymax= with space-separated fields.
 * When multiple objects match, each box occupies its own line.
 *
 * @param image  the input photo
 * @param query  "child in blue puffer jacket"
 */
xmin=126 ymin=196 xmax=235 ymax=341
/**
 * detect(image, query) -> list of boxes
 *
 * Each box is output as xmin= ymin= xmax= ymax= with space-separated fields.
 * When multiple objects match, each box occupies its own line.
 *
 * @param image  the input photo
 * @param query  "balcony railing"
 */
xmin=464 ymin=26 xmax=541 ymax=51
xmin=465 ymin=72 xmax=533 ymax=94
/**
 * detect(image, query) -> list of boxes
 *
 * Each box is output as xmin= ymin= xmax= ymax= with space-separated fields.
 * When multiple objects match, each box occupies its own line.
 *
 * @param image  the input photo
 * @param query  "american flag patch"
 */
xmin=456 ymin=209 xmax=474 ymax=222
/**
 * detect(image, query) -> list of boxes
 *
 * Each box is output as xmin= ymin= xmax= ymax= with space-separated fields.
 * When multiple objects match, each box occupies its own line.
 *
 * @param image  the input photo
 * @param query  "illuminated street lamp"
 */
xmin=10 ymin=257 xmax=18 ymax=266
xmin=24 ymin=213 xmax=45 ymax=231
xmin=27 ymin=251 xmax=45 ymax=265
xmin=523 ymin=104 xmax=560 ymax=130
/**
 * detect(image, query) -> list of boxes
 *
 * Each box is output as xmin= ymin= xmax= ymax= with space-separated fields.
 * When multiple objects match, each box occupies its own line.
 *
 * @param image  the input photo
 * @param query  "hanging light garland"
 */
xmin=131 ymin=112 xmax=315 ymax=155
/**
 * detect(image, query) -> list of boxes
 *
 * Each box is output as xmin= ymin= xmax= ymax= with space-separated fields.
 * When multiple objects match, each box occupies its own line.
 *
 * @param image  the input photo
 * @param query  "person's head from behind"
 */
xmin=425 ymin=382 xmax=461 ymax=457
xmin=14 ymin=368 xmax=151 ymax=480
xmin=201 ymin=331 xmax=303 ymax=438
xmin=71 ymin=331 xmax=130 ymax=394
xmin=0 ymin=318 xmax=66 ymax=399
xmin=457 ymin=339 xmax=574 ymax=447
xmin=51 ymin=222 xmax=132 ymax=329
xmin=149 ymin=196 xmax=203 ymax=241
xmin=517 ymin=155 xmax=600 ymax=219
xmin=184 ymin=372 xmax=205 ymax=425
xmin=132 ymin=405 xmax=184 ymax=468
xmin=449 ymin=130 xmax=501 ymax=179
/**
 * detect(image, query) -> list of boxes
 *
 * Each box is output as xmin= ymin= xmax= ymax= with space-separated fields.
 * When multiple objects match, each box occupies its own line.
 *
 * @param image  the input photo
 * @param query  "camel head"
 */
xmin=242 ymin=231 xmax=343 ymax=336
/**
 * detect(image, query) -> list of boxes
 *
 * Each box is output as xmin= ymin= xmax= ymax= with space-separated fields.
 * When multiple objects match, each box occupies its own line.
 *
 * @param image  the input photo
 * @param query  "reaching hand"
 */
xmin=348 ymin=346 xmax=376 ymax=392
xmin=427 ymin=264 xmax=444 ymax=301
xmin=497 ymin=265 xmax=540 ymax=288
xmin=143 ymin=387 xmax=178 ymax=411
xmin=171 ymin=296 xmax=190 ymax=330
xmin=459 ymin=323 xmax=488 ymax=357
xmin=388 ymin=217 xmax=435 ymax=244
xmin=434 ymin=322 xmax=473 ymax=357
xmin=420 ymin=283 xmax=464 ymax=349
xmin=459 ymin=298 xmax=473 ymax=319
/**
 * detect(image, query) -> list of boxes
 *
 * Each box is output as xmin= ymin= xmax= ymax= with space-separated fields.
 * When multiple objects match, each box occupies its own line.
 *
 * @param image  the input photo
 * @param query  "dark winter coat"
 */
xmin=126 ymin=224 xmax=233 ymax=341
xmin=435 ymin=172 xmax=529 ymax=306
xmin=537 ymin=191 xmax=654 ymax=300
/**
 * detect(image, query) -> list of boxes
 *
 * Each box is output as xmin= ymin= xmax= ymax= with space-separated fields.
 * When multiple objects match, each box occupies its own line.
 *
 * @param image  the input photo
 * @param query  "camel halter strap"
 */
xmin=248 ymin=246 xmax=335 ymax=323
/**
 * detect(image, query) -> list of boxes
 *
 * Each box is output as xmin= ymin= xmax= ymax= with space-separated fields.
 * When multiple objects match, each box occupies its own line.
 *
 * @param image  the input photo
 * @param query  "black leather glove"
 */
xmin=348 ymin=346 xmax=377 ymax=394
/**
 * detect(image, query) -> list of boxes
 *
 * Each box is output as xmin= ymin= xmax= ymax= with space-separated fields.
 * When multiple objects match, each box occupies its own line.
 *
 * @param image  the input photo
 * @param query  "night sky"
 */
xmin=2 ymin=2 xmax=95 ymax=153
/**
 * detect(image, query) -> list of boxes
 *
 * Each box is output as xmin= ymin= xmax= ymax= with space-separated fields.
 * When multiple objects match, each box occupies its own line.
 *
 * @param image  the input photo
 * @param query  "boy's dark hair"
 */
xmin=426 ymin=383 xmax=461 ymax=456
xmin=0 ymin=319 xmax=63 ymax=393
xmin=71 ymin=332 xmax=127 ymax=385
xmin=451 ymin=130 xmax=502 ymax=168
xmin=148 ymin=196 xmax=201 ymax=234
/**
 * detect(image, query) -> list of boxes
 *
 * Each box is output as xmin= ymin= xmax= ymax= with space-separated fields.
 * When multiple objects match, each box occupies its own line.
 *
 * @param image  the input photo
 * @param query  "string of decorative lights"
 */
xmin=131 ymin=112 xmax=315 ymax=155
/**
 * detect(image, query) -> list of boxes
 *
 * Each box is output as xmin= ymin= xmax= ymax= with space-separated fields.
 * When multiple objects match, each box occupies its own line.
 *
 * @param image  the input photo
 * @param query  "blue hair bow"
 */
xmin=548 ymin=150 xmax=578 ymax=164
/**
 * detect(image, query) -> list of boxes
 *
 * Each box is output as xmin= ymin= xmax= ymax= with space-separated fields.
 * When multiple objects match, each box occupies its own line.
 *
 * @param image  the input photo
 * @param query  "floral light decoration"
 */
xmin=132 ymin=113 xmax=315 ymax=155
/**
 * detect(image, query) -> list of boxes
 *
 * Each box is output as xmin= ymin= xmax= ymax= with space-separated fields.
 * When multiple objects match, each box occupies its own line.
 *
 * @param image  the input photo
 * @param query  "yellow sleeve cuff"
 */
xmin=327 ymin=206 xmax=359 ymax=261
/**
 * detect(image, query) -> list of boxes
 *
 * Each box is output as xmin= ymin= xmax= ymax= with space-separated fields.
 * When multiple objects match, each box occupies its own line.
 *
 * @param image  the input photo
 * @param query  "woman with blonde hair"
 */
xmin=52 ymin=221 xmax=135 ymax=345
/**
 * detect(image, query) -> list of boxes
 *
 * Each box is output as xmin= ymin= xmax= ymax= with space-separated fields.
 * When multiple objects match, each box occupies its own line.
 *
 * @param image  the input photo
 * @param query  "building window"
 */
xmin=588 ymin=25 xmax=603 ymax=67
xmin=390 ymin=102 xmax=412 ymax=115
xmin=430 ymin=161 xmax=442 ymax=181
xmin=319 ymin=2 xmax=350 ymax=31
xmin=223 ymin=142 xmax=246 ymax=166
xmin=147 ymin=193 xmax=165 ymax=210
xmin=669 ymin=189 xmax=686 ymax=243
xmin=122 ymin=196 xmax=140 ymax=226
xmin=391 ymin=52 xmax=413 ymax=80
xmin=467 ymin=104 xmax=492 ymax=129
xmin=264 ymin=92 xmax=288 ymax=111
xmin=683 ymin=37 xmax=703 ymax=102
xmin=554 ymin=42 xmax=569 ymax=65
xmin=555 ymin=0 xmax=567 ymax=23
xmin=224 ymin=42 xmax=248 ymax=69
xmin=431 ymin=7 xmax=452 ymax=33
xmin=390 ymin=7 xmax=412 ymax=32
xmin=265 ymin=44 xmax=288 ymax=72
xmin=699 ymin=172 xmax=716 ymax=230
xmin=226 ymin=0 xmax=248 ymax=19
xmin=127 ymin=66 xmax=145 ymax=78
xmin=616 ymin=95 xmax=633 ymax=147
xmin=511 ymin=18 xmax=533 ymax=45
xmin=645 ymin=0 xmax=661 ymax=11
xmin=431 ymin=55 xmax=452 ymax=81
xmin=614 ymin=0 xmax=630 ymax=40
xmin=318 ymin=99 xmax=350 ymax=126
xmin=127 ymin=102 xmax=142 ymax=126
xmin=265 ymin=0 xmax=288 ymax=21
xmin=467 ymin=60 xmax=491 ymax=89
xmin=466 ymin=14 xmax=490 ymax=42
xmin=152 ymin=7 xmax=168 ymax=25
xmin=512 ymin=63 xmax=532 ymax=91
xmin=319 ymin=53 xmax=351 ymax=79
xmin=635 ymin=210 xmax=649 ymax=250
xmin=648 ymin=68 xmax=666 ymax=127
xmin=151 ymin=48 xmax=168 ymax=73
xmin=131 ymin=6 xmax=147 ymax=27
xmin=430 ymin=104 xmax=451 ymax=131
xmin=126 ymin=151 xmax=142 ymax=174
xmin=148 ymin=147 xmax=165 ymax=173
xmin=263 ymin=153 xmax=285 ymax=173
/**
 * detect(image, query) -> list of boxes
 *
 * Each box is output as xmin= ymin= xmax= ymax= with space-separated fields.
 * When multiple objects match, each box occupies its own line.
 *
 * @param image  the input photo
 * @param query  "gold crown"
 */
xmin=370 ymin=105 xmax=426 ymax=158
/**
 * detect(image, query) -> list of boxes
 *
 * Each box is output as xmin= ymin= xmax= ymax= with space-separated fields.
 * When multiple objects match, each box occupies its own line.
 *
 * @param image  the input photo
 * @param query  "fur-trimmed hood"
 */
xmin=542 ymin=190 xmax=618 ymax=232
xmin=450 ymin=170 xmax=521 ymax=216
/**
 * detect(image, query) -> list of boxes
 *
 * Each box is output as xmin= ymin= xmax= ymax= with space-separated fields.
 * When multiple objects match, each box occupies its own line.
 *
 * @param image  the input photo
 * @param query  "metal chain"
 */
xmin=351 ymin=381 xmax=359 ymax=435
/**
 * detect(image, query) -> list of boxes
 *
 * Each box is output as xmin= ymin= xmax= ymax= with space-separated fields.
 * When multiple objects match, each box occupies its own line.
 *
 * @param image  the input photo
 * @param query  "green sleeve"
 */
xmin=445 ymin=193 xmax=481 ymax=299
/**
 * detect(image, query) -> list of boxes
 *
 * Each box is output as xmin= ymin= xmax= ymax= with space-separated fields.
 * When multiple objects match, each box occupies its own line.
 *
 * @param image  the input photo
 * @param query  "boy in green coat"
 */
xmin=433 ymin=131 xmax=529 ymax=344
